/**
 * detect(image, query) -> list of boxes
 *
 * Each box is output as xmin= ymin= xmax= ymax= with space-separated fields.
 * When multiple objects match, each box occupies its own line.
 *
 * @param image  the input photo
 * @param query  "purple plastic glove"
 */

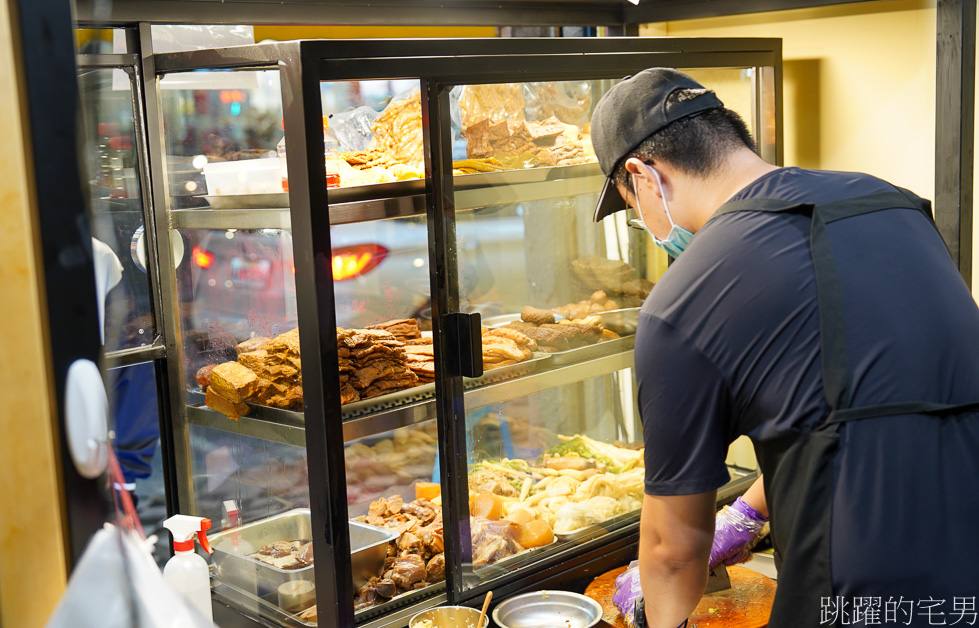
xmin=613 ymin=561 xmax=643 ymax=625
xmin=708 ymin=497 xmax=769 ymax=571
xmin=614 ymin=569 xmax=689 ymax=627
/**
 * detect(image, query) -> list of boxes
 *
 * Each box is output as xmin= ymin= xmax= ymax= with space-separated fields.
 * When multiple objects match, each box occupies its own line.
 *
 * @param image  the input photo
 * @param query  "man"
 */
xmin=590 ymin=68 xmax=979 ymax=628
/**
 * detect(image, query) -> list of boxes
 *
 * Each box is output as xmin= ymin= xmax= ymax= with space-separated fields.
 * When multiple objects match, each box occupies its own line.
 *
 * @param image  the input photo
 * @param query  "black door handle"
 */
xmin=443 ymin=312 xmax=483 ymax=378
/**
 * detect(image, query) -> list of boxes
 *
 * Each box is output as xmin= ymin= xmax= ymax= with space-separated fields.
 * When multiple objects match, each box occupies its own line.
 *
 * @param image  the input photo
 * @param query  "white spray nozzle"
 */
xmin=163 ymin=515 xmax=213 ymax=554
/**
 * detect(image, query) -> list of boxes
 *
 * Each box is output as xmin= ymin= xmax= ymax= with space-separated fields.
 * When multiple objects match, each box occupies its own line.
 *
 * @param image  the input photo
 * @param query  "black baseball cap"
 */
xmin=590 ymin=68 xmax=723 ymax=222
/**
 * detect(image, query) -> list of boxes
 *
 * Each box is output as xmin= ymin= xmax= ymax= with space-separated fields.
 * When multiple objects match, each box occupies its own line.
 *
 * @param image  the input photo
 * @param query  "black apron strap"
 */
xmin=713 ymin=188 xmax=931 ymax=225
xmin=814 ymin=190 xmax=931 ymax=224
xmin=829 ymin=399 xmax=979 ymax=424
xmin=712 ymin=197 xmax=813 ymax=217
xmin=896 ymin=185 xmax=935 ymax=221
xmin=810 ymin=208 xmax=851 ymax=412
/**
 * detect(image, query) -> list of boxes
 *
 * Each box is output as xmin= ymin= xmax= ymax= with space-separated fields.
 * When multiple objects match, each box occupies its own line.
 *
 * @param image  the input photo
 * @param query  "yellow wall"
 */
xmin=253 ymin=25 xmax=496 ymax=41
xmin=647 ymin=1 xmax=979 ymax=298
xmin=74 ymin=28 xmax=113 ymax=50
xmin=643 ymin=0 xmax=937 ymax=202
xmin=0 ymin=0 xmax=69 ymax=625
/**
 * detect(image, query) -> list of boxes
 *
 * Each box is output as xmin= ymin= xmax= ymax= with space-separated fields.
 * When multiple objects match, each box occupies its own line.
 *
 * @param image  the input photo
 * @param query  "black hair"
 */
xmin=612 ymin=88 xmax=757 ymax=190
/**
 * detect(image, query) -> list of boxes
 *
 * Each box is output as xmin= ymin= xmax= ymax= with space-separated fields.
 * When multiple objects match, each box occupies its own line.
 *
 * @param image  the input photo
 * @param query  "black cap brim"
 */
xmin=593 ymin=176 xmax=627 ymax=222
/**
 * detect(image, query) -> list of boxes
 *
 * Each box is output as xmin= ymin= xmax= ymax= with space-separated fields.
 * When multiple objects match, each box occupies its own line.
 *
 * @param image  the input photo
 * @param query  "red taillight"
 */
xmin=192 ymin=246 xmax=214 ymax=269
xmin=332 ymin=244 xmax=388 ymax=281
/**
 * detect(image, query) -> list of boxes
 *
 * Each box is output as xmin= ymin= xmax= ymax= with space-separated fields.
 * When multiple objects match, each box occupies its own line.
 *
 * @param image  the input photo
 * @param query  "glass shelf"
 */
xmin=170 ymin=163 xmax=605 ymax=230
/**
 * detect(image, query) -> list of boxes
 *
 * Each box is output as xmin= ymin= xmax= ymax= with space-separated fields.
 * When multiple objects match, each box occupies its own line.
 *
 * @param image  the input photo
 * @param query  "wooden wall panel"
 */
xmin=0 ymin=0 xmax=69 ymax=624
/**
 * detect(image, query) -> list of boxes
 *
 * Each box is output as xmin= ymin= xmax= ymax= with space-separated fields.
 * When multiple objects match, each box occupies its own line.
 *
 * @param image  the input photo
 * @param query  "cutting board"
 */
xmin=583 ymin=565 xmax=776 ymax=628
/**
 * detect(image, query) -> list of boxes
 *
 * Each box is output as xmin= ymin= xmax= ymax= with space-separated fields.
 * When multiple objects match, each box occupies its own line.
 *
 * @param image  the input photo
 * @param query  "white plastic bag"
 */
xmin=522 ymin=81 xmax=592 ymax=127
xmin=330 ymin=106 xmax=379 ymax=152
xmin=46 ymin=524 xmax=216 ymax=628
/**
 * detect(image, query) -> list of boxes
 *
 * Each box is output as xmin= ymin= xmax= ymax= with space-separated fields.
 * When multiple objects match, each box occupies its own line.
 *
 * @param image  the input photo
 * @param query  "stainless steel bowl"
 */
xmin=492 ymin=590 xmax=603 ymax=628
xmin=409 ymin=606 xmax=489 ymax=628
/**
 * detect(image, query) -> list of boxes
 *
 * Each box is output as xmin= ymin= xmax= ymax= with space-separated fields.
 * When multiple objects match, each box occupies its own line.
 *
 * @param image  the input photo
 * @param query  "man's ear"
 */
xmin=625 ymin=158 xmax=666 ymax=200
xmin=624 ymin=157 xmax=648 ymax=178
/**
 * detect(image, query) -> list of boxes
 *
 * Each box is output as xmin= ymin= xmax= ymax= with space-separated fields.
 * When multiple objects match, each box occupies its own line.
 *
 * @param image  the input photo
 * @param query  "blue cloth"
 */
xmin=110 ymin=362 xmax=160 ymax=484
xmin=635 ymin=167 xmax=979 ymax=609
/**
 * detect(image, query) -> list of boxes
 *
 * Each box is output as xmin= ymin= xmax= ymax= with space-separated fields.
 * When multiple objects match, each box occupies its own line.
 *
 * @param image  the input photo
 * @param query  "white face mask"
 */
xmin=632 ymin=164 xmax=694 ymax=259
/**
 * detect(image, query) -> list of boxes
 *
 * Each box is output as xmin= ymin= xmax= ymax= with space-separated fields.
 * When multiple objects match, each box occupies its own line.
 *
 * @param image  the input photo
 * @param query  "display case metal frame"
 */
xmin=77 ymin=36 xmax=170 ymax=369
xmin=146 ymin=37 xmax=780 ymax=628
xmin=76 ymin=27 xmax=180 ymax=527
xmin=74 ymin=0 xmax=876 ymax=28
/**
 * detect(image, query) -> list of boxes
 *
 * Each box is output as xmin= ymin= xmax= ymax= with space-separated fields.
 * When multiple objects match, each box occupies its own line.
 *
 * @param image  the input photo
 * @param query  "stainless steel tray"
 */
xmin=469 ymin=352 xmax=550 ymax=385
xmin=341 ymin=382 xmax=436 ymax=418
xmin=482 ymin=312 xmax=562 ymax=326
xmin=338 ymin=353 xmax=550 ymax=418
xmin=193 ymin=353 xmax=551 ymax=421
xmin=210 ymin=508 xmax=396 ymax=600
xmin=482 ymin=307 xmax=639 ymax=334
xmin=214 ymin=570 xmax=445 ymax=627
xmin=202 ymin=178 xmax=425 ymax=210
xmin=545 ymin=334 xmax=635 ymax=366
xmin=212 ymin=579 xmax=318 ymax=628
xmin=482 ymin=309 xmax=638 ymax=365
xmin=204 ymin=193 xmax=289 ymax=209
xmin=553 ymin=510 xmax=640 ymax=542
xmin=594 ymin=307 xmax=640 ymax=335
xmin=476 ymin=537 xmax=558 ymax=574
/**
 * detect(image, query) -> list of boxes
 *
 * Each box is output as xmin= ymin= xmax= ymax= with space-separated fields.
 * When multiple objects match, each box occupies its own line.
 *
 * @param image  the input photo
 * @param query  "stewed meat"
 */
xmin=390 ymin=554 xmax=427 ymax=590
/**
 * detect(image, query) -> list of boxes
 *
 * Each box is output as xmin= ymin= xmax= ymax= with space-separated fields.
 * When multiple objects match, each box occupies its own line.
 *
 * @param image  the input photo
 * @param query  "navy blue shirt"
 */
xmin=635 ymin=167 xmax=979 ymax=604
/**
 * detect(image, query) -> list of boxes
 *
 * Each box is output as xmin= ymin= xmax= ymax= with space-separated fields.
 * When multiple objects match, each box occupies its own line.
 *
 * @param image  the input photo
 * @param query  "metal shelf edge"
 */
xmin=357 ymin=590 xmax=448 ymax=628
xmin=170 ymin=207 xmax=293 ymax=231
xmin=464 ymin=344 xmax=634 ymax=408
xmin=185 ymin=404 xmax=307 ymax=447
xmin=102 ymin=341 xmax=166 ymax=368
xmin=168 ymin=163 xmax=605 ymax=230
xmin=184 ymin=344 xmax=634 ymax=444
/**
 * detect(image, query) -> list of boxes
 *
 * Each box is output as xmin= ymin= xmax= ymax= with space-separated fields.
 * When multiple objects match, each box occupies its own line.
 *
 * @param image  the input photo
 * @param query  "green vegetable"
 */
xmin=574 ymin=434 xmax=643 ymax=470
xmin=501 ymin=458 xmax=531 ymax=474
xmin=541 ymin=434 xmax=644 ymax=474
xmin=542 ymin=437 xmax=620 ymax=472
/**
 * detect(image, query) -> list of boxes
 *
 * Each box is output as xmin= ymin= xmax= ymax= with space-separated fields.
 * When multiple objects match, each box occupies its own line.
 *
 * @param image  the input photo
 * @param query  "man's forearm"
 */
xmin=741 ymin=475 xmax=768 ymax=518
xmin=638 ymin=540 xmax=706 ymax=628
xmin=637 ymin=492 xmax=715 ymax=628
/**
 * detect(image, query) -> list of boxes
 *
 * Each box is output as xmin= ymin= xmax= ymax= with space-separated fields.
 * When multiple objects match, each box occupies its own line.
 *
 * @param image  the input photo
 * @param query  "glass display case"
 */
xmin=145 ymin=37 xmax=781 ymax=628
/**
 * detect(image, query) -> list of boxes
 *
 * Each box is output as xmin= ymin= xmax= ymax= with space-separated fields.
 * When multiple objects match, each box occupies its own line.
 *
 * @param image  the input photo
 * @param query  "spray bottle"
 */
xmin=163 ymin=515 xmax=214 ymax=621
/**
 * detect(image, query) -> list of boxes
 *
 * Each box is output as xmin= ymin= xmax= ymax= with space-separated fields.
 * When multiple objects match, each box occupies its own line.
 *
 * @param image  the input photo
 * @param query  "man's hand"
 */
xmin=708 ymin=496 xmax=769 ymax=570
xmin=639 ymin=491 xmax=716 ymax=628
xmin=612 ymin=561 xmax=643 ymax=623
